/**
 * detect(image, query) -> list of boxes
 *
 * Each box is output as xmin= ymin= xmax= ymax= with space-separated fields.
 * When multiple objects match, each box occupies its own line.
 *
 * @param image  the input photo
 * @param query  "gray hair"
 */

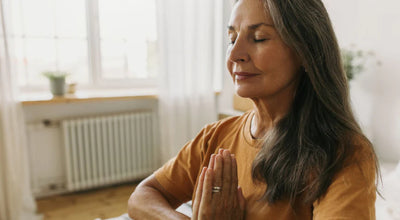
xmin=251 ymin=0 xmax=379 ymax=204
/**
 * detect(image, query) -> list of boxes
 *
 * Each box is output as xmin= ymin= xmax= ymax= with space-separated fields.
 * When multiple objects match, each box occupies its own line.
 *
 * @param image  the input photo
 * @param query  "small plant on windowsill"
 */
xmin=341 ymin=47 xmax=378 ymax=81
xmin=42 ymin=71 xmax=69 ymax=96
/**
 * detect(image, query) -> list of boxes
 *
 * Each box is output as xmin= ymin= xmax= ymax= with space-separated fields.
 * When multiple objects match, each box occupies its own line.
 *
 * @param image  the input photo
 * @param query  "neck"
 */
xmin=247 ymin=71 xmax=302 ymax=139
xmin=250 ymin=91 xmax=295 ymax=139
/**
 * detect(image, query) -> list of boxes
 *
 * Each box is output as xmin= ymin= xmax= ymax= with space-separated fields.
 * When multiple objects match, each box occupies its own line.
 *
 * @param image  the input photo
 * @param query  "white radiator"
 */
xmin=61 ymin=111 xmax=160 ymax=191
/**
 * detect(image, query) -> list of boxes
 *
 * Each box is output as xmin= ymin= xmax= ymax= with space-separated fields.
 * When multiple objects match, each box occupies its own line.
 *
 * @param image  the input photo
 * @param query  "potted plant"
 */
xmin=341 ymin=48 xmax=375 ymax=81
xmin=42 ymin=71 xmax=69 ymax=96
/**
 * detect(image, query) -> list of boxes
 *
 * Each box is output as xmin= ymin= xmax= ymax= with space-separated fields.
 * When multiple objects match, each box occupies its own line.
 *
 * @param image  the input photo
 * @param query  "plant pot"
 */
xmin=49 ymin=77 xmax=66 ymax=96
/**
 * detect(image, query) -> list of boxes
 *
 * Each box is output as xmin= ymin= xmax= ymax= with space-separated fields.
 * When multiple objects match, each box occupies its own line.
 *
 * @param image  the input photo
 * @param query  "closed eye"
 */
xmin=254 ymin=39 xmax=267 ymax=43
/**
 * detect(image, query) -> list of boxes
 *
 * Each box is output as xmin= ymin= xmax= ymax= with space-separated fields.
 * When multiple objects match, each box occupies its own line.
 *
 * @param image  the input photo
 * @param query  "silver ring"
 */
xmin=212 ymin=186 xmax=222 ymax=193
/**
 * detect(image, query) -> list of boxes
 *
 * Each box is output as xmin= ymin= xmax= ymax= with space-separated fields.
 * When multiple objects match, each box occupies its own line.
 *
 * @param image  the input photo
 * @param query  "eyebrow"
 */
xmin=227 ymin=22 xmax=274 ymax=31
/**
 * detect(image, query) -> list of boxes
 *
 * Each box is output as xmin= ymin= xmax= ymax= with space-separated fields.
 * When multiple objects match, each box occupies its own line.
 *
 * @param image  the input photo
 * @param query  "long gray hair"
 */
xmin=251 ymin=0 xmax=379 ymax=204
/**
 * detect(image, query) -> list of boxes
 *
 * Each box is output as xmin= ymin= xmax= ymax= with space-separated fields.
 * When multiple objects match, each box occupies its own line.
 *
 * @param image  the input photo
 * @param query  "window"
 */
xmin=10 ymin=0 xmax=158 ymax=89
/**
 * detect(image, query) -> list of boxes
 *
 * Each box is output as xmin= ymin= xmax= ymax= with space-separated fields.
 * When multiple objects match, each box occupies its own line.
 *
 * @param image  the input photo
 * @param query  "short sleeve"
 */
xmin=154 ymin=126 xmax=211 ymax=203
xmin=313 ymin=145 xmax=377 ymax=220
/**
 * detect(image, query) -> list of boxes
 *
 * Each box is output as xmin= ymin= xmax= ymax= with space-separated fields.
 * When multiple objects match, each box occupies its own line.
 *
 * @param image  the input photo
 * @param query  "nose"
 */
xmin=227 ymin=36 xmax=250 ymax=63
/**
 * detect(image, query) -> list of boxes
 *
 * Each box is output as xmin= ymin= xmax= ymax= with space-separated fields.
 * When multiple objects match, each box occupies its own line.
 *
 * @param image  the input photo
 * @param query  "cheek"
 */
xmin=252 ymin=54 xmax=274 ymax=73
xmin=255 ymin=46 xmax=300 ymax=74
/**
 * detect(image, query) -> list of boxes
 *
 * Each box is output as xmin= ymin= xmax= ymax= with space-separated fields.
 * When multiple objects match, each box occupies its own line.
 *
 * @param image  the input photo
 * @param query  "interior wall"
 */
xmin=324 ymin=0 xmax=400 ymax=162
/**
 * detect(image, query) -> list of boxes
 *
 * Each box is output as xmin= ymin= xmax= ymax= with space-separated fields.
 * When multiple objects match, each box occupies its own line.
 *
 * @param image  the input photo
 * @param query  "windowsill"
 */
xmin=20 ymin=88 xmax=158 ymax=106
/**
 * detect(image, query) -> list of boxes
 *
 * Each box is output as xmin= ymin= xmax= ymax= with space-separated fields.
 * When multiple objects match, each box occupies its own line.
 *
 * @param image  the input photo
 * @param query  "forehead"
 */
xmin=228 ymin=0 xmax=273 ymax=28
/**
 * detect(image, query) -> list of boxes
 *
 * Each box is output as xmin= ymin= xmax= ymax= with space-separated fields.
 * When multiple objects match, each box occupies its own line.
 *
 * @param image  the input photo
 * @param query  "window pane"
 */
xmin=56 ymin=0 xmax=86 ymax=38
xmin=22 ymin=0 xmax=55 ymax=37
xmin=25 ymin=39 xmax=57 ymax=85
xmin=126 ymin=40 xmax=148 ymax=79
xmin=10 ymin=0 xmax=24 ymax=36
xmin=98 ymin=0 xmax=158 ymax=80
xmin=98 ymin=0 xmax=127 ymax=38
xmin=13 ymin=38 xmax=28 ymax=86
xmin=12 ymin=0 xmax=89 ymax=87
xmin=100 ymin=39 xmax=125 ymax=79
xmin=58 ymin=39 xmax=89 ymax=83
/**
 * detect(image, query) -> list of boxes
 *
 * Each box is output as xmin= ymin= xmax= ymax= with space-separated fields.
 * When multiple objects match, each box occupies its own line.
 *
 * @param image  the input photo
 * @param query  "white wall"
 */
xmin=218 ymin=0 xmax=400 ymax=162
xmin=324 ymin=0 xmax=400 ymax=162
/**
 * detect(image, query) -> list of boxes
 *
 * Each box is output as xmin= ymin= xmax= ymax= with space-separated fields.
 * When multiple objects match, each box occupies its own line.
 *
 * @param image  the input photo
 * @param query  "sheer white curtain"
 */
xmin=156 ymin=0 xmax=223 ymax=161
xmin=0 ymin=1 xmax=39 ymax=219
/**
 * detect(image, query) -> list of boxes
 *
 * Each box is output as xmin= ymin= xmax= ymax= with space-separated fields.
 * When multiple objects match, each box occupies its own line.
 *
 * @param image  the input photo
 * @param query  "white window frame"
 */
xmin=18 ymin=0 xmax=159 ymax=93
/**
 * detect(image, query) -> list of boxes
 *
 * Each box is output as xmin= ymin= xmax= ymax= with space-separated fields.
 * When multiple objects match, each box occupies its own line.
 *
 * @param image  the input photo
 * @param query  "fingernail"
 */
xmin=224 ymin=149 xmax=230 ymax=156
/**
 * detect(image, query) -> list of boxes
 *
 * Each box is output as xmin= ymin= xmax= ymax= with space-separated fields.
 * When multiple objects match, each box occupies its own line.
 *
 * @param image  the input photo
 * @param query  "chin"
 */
xmin=234 ymin=82 xmax=264 ymax=98
xmin=235 ymin=88 xmax=257 ymax=99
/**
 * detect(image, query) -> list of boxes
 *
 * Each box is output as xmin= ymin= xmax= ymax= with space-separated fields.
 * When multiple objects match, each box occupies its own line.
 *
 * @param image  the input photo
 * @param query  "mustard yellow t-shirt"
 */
xmin=154 ymin=111 xmax=376 ymax=219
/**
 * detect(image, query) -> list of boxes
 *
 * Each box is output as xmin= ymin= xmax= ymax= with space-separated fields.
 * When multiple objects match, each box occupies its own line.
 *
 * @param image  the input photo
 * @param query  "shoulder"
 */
xmin=312 ymin=134 xmax=377 ymax=219
xmin=350 ymin=135 xmax=375 ymax=160
xmin=344 ymin=135 xmax=377 ymax=180
xmin=334 ymin=134 xmax=378 ymax=190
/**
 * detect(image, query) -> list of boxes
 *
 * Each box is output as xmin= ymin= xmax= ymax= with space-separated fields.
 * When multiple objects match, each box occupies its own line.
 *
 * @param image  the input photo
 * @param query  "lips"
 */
xmin=234 ymin=72 xmax=259 ymax=80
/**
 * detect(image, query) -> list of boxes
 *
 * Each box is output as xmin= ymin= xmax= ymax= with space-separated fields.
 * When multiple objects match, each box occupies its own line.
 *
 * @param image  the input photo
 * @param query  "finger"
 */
xmin=222 ymin=150 xmax=232 ymax=196
xmin=193 ymin=167 xmax=207 ymax=218
xmin=218 ymin=148 xmax=224 ymax=156
xmin=199 ymin=168 xmax=213 ymax=217
xmin=208 ymin=154 xmax=216 ymax=170
xmin=213 ymin=154 xmax=223 ymax=189
xmin=231 ymin=154 xmax=238 ymax=196
xmin=237 ymin=186 xmax=246 ymax=211
xmin=210 ymin=154 xmax=223 ymax=217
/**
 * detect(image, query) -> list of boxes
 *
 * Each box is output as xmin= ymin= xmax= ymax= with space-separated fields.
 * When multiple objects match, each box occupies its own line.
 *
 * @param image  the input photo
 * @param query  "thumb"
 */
xmin=237 ymin=186 xmax=246 ymax=210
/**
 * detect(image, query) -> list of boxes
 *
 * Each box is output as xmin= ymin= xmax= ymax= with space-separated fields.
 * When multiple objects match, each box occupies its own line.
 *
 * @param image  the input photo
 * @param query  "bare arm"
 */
xmin=128 ymin=174 xmax=191 ymax=220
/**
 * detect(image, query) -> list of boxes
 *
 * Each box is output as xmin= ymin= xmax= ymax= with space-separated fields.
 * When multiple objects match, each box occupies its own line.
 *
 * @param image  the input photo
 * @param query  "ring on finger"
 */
xmin=212 ymin=186 xmax=222 ymax=193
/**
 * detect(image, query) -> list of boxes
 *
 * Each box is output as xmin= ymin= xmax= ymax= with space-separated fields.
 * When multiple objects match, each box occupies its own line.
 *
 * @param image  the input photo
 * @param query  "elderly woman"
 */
xmin=128 ymin=0 xmax=378 ymax=219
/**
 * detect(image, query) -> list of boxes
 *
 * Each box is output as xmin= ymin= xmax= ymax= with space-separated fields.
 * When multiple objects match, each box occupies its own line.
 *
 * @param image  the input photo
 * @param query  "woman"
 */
xmin=128 ymin=0 xmax=378 ymax=219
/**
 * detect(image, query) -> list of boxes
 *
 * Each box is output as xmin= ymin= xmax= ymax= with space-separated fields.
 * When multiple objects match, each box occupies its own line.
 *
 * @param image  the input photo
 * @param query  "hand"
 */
xmin=192 ymin=149 xmax=246 ymax=220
